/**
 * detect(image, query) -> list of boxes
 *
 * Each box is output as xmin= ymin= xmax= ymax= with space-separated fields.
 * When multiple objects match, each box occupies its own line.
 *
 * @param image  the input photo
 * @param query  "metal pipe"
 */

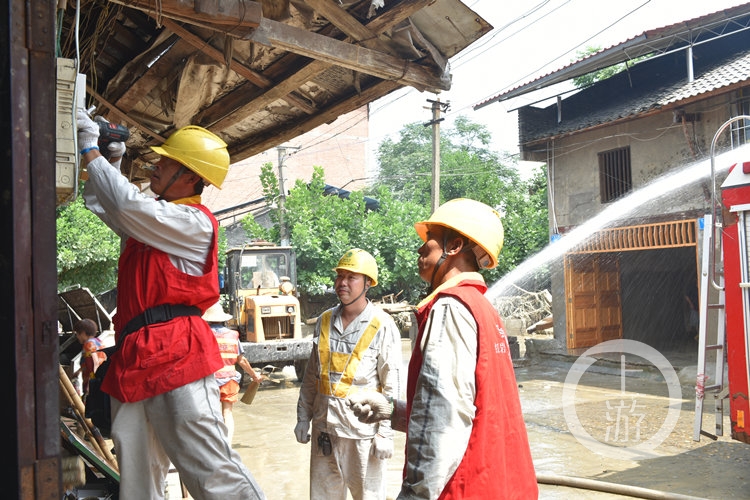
xmin=537 ymin=472 xmax=707 ymax=499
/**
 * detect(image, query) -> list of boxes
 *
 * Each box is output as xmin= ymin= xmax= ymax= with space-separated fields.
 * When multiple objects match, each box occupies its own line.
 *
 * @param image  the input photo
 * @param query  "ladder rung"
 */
xmin=706 ymin=344 xmax=724 ymax=351
xmin=705 ymin=384 xmax=723 ymax=391
xmin=707 ymin=304 xmax=725 ymax=310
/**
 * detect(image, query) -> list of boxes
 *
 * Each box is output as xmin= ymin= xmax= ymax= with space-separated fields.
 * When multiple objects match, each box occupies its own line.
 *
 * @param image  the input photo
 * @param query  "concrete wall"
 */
xmin=545 ymin=93 xmax=733 ymax=229
xmin=537 ymin=91 xmax=739 ymax=352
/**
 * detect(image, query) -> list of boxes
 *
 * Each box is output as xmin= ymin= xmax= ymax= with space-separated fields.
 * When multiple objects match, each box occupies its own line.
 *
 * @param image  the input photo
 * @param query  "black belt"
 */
xmin=120 ymin=304 xmax=202 ymax=339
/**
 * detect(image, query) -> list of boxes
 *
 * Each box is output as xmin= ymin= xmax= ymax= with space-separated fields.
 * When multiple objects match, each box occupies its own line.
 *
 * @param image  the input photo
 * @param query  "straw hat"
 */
xmin=202 ymin=302 xmax=233 ymax=322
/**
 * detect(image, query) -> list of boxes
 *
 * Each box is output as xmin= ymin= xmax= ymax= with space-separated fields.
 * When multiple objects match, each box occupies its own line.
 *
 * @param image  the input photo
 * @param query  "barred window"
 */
xmin=599 ymin=146 xmax=632 ymax=203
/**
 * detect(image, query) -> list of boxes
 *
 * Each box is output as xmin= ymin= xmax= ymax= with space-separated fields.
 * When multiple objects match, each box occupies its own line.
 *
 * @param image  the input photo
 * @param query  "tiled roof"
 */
xmin=518 ymin=31 xmax=750 ymax=144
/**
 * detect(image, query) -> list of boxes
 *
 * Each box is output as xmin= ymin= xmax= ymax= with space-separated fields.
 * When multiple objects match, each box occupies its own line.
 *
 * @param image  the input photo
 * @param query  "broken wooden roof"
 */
xmin=58 ymin=0 xmax=491 ymax=185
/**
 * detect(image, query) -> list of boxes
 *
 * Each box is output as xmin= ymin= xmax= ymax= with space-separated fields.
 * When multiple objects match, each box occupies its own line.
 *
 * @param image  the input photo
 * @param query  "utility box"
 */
xmin=55 ymin=58 xmax=80 ymax=206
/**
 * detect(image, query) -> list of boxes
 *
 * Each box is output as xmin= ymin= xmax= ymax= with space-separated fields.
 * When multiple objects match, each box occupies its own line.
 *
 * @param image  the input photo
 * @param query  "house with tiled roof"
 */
xmin=478 ymin=3 xmax=750 ymax=354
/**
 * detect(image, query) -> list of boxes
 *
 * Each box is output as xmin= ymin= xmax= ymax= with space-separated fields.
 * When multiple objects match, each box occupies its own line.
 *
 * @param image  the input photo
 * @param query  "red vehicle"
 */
xmin=695 ymin=116 xmax=750 ymax=444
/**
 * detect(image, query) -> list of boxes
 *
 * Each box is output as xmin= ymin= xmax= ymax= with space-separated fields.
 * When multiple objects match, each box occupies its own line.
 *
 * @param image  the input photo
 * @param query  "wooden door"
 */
xmin=565 ymin=253 xmax=623 ymax=349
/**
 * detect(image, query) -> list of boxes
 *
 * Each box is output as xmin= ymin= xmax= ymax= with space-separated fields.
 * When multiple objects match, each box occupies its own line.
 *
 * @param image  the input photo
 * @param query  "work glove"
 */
xmin=76 ymin=109 xmax=99 ymax=151
xmin=105 ymin=142 xmax=126 ymax=168
xmin=372 ymin=433 xmax=393 ymax=460
xmin=346 ymin=392 xmax=391 ymax=424
xmin=294 ymin=420 xmax=311 ymax=444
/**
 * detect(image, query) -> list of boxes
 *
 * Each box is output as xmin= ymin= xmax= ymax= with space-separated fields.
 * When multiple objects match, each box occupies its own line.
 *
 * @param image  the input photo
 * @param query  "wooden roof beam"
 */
xmin=302 ymin=0 xmax=396 ymax=55
xmin=108 ymin=0 xmax=262 ymax=35
xmin=229 ymin=79 xmax=402 ymax=160
xmin=247 ymin=17 xmax=449 ymax=92
xmin=200 ymin=0 xmax=437 ymax=130
xmin=160 ymin=18 xmax=317 ymax=114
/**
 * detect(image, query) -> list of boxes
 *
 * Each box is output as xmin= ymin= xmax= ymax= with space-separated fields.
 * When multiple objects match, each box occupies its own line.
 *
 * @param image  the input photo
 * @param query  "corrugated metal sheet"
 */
xmin=475 ymin=2 xmax=750 ymax=110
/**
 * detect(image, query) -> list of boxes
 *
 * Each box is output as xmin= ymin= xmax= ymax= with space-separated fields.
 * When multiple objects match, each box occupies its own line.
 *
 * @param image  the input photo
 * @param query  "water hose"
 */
xmin=537 ymin=472 xmax=707 ymax=500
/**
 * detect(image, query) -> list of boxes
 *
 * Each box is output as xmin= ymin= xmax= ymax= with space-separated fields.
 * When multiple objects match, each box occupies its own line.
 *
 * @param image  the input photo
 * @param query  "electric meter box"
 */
xmin=56 ymin=58 xmax=84 ymax=206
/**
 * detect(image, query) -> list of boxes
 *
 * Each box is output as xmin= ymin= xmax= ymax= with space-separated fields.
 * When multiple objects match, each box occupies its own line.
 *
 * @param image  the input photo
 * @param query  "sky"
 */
xmin=366 ymin=0 xmax=748 ymax=173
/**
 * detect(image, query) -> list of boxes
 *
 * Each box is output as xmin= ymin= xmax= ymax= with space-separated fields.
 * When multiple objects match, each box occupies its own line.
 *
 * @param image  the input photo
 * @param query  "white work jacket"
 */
xmin=297 ymin=301 xmax=402 ymax=439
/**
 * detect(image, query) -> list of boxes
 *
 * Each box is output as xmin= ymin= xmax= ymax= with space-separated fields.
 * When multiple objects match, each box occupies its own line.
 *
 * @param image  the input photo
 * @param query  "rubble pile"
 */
xmin=493 ymin=286 xmax=553 ymax=334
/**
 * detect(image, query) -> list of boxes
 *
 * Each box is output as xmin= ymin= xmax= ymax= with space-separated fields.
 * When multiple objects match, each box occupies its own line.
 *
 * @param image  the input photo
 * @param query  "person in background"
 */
xmin=73 ymin=318 xmax=107 ymax=399
xmin=77 ymin=109 xmax=265 ymax=499
xmin=295 ymin=249 xmax=402 ymax=500
xmin=202 ymin=301 xmax=263 ymax=444
xmin=348 ymin=198 xmax=538 ymax=499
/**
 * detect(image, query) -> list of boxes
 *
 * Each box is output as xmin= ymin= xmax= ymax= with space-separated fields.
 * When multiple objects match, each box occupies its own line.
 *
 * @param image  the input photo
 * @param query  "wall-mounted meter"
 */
xmin=56 ymin=58 xmax=85 ymax=206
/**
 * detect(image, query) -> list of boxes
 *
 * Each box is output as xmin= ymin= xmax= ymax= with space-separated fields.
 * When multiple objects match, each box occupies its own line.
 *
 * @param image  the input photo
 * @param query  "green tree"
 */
xmin=240 ymin=118 xmax=549 ymax=302
xmin=261 ymin=166 xmax=429 ymax=301
xmin=56 ymin=192 xmax=120 ymax=293
xmin=375 ymin=115 xmax=547 ymax=284
xmin=572 ymin=46 xmax=651 ymax=88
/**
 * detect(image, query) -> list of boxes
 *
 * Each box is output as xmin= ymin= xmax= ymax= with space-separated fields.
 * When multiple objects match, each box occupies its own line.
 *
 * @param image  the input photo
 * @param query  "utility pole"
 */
xmin=424 ymin=98 xmax=450 ymax=213
xmin=276 ymin=145 xmax=299 ymax=246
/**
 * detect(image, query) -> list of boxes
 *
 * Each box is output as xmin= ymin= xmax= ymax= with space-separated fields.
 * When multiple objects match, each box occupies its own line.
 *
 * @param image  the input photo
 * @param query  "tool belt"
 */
xmin=120 ymin=303 xmax=202 ymax=338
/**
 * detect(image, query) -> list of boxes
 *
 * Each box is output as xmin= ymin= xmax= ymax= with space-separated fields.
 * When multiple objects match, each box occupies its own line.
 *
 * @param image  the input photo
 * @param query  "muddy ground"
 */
xmin=219 ymin=337 xmax=750 ymax=500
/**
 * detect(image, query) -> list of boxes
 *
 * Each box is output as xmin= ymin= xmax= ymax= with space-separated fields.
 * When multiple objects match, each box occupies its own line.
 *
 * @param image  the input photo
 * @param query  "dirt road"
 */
xmin=226 ymin=339 xmax=749 ymax=499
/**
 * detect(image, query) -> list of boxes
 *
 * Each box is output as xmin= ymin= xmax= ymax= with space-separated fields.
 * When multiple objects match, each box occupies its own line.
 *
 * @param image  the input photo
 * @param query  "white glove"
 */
xmin=76 ymin=109 xmax=99 ymax=151
xmin=107 ymin=141 xmax=126 ymax=158
xmin=294 ymin=420 xmax=311 ymax=444
xmin=346 ymin=392 xmax=392 ymax=424
xmin=372 ymin=433 xmax=393 ymax=459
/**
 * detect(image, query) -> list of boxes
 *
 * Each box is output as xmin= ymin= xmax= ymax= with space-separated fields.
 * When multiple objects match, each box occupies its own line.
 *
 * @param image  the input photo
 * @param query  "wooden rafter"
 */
xmin=107 ymin=0 xmax=262 ymax=33
xmin=247 ymin=17 xmax=449 ymax=92
xmin=197 ymin=0 xmax=437 ymax=130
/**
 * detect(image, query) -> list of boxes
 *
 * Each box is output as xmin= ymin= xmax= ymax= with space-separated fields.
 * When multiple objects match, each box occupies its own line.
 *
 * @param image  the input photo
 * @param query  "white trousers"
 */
xmin=110 ymin=375 xmax=265 ymax=500
xmin=309 ymin=428 xmax=386 ymax=500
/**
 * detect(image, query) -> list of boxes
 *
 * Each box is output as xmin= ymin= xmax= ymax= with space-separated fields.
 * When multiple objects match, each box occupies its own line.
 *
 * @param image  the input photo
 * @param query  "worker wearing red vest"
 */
xmin=295 ymin=249 xmax=403 ymax=500
xmin=77 ymin=110 xmax=265 ymax=500
xmin=348 ymin=198 xmax=538 ymax=499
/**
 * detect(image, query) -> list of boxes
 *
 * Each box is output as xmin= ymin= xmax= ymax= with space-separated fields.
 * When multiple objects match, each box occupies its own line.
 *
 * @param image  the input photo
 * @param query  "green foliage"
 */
xmin=375 ymin=115 xmax=548 ymax=285
xmin=56 ymin=192 xmax=120 ymax=293
xmin=287 ymin=167 xmax=429 ymax=301
xmin=572 ymin=46 xmax=651 ymax=88
xmin=238 ymin=115 xmax=550 ymax=302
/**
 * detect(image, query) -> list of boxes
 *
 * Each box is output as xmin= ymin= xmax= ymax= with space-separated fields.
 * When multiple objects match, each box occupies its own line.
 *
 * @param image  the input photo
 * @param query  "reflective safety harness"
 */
xmin=318 ymin=310 xmax=381 ymax=398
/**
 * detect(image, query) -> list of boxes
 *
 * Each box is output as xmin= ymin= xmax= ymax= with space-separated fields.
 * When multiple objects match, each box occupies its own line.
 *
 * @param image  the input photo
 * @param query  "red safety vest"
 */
xmin=408 ymin=279 xmax=538 ymax=500
xmin=102 ymin=204 xmax=223 ymax=403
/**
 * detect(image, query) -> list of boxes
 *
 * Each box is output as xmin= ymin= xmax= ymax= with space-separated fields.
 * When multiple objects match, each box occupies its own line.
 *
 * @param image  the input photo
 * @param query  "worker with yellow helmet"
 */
xmin=348 ymin=199 xmax=538 ymax=499
xmin=296 ymin=248 xmax=402 ymax=500
xmin=77 ymin=110 xmax=265 ymax=499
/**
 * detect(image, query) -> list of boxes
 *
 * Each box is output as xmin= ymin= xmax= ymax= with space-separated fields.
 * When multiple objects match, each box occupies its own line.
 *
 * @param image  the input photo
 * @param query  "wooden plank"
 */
xmin=112 ymin=38 xmax=193 ymax=113
xmin=198 ymin=0 xmax=433 ymax=131
xmin=229 ymin=79 xmax=401 ymax=160
xmin=248 ymin=17 xmax=449 ymax=93
xmin=60 ymin=419 xmax=120 ymax=483
xmin=161 ymin=18 xmax=317 ymax=114
xmin=108 ymin=0 xmax=262 ymax=29
xmin=303 ymin=0 xmax=395 ymax=55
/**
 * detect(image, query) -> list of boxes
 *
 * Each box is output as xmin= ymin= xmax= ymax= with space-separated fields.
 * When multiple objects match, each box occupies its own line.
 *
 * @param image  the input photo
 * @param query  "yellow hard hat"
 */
xmin=333 ymin=248 xmax=378 ymax=286
xmin=414 ymin=198 xmax=504 ymax=269
xmin=150 ymin=126 xmax=230 ymax=188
